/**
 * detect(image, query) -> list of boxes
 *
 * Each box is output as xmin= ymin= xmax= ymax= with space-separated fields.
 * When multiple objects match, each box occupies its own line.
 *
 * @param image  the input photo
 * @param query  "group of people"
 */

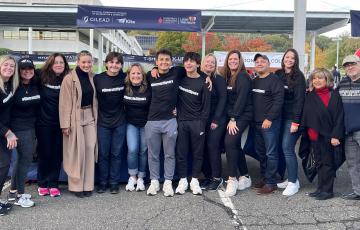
xmin=0 ymin=47 xmax=360 ymax=216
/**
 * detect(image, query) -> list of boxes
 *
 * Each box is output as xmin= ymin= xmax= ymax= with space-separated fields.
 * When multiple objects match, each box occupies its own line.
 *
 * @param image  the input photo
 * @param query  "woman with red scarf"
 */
xmin=301 ymin=68 xmax=344 ymax=200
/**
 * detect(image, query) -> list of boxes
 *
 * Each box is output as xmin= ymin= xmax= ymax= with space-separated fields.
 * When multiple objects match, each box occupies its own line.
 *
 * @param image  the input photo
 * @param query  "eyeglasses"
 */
xmin=343 ymin=62 xmax=359 ymax=68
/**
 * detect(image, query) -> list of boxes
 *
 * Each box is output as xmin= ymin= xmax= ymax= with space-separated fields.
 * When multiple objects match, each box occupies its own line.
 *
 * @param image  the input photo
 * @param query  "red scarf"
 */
xmin=308 ymin=87 xmax=330 ymax=141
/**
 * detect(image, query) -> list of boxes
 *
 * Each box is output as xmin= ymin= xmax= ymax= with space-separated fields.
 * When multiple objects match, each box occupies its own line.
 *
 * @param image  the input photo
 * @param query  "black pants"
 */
xmin=176 ymin=120 xmax=206 ymax=178
xmin=11 ymin=129 xmax=36 ymax=194
xmin=37 ymin=126 xmax=63 ymax=188
xmin=312 ymin=137 xmax=335 ymax=193
xmin=0 ymin=138 xmax=12 ymax=195
xmin=202 ymin=122 xmax=226 ymax=178
xmin=225 ymin=120 xmax=250 ymax=177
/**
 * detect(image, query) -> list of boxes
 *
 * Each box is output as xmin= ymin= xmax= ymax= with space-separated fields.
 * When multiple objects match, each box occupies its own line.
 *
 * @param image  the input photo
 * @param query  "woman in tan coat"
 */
xmin=59 ymin=50 xmax=98 ymax=198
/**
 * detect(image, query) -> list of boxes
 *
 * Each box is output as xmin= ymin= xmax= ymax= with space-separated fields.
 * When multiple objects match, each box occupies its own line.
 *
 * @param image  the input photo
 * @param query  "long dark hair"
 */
xmin=221 ymin=50 xmax=246 ymax=87
xmin=40 ymin=53 xmax=70 ymax=85
xmin=125 ymin=63 xmax=148 ymax=96
xmin=281 ymin=48 xmax=300 ymax=89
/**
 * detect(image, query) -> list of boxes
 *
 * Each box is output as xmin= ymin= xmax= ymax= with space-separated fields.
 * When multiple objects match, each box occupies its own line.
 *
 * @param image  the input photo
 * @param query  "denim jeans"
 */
xmin=281 ymin=120 xmax=300 ymax=183
xmin=345 ymin=131 xmax=360 ymax=195
xmin=126 ymin=123 xmax=147 ymax=178
xmin=97 ymin=123 xmax=126 ymax=185
xmin=254 ymin=119 xmax=281 ymax=186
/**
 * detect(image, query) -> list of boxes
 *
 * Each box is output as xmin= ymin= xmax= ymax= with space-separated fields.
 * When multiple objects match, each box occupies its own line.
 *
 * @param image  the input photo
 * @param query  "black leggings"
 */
xmin=37 ymin=126 xmax=63 ymax=188
xmin=203 ymin=122 xmax=226 ymax=178
xmin=0 ymin=138 xmax=11 ymax=195
xmin=225 ymin=120 xmax=250 ymax=177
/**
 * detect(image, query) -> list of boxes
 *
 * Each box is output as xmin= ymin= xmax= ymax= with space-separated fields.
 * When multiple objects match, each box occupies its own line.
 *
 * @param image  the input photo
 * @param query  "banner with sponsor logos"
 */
xmin=10 ymin=52 xmax=77 ymax=63
xmin=76 ymin=5 xmax=201 ymax=32
xmin=351 ymin=10 xmax=360 ymax=37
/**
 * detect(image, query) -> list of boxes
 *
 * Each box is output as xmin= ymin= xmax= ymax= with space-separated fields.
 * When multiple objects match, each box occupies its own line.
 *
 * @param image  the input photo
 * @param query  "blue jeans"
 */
xmin=97 ymin=124 xmax=126 ymax=185
xmin=254 ymin=119 xmax=281 ymax=186
xmin=126 ymin=124 xmax=147 ymax=178
xmin=281 ymin=120 xmax=300 ymax=183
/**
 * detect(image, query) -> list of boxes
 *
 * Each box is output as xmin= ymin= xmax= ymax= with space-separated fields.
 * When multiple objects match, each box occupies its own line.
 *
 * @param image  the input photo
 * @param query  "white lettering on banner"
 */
xmin=124 ymin=95 xmax=146 ymax=101
xmin=22 ymin=95 xmax=40 ymax=102
xmin=151 ymin=80 xmax=173 ymax=87
xmin=116 ymin=18 xmax=136 ymax=24
xmin=102 ymin=86 xmax=124 ymax=92
xmin=214 ymin=51 xmax=309 ymax=68
xmin=2 ymin=92 xmax=13 ymax=103
xmin=45 ymin=84 xmax=61 ymax=90
xmin=179 ymin=86 xmax=199 ymax=96
xmin=252 ymin=89 xmax=266 ymax=94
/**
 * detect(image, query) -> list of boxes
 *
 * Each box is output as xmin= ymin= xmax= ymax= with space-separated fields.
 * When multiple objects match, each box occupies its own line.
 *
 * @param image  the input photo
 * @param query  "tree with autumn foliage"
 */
xmin=182 ymin=32 xmax=222 ymax=53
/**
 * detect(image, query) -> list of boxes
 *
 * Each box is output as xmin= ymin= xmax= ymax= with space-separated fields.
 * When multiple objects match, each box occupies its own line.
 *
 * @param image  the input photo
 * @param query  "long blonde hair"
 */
xmin=125 ymin=63 xmax=148 ymax=96
xmin=0 ymin=55 xmax=19 ymax=94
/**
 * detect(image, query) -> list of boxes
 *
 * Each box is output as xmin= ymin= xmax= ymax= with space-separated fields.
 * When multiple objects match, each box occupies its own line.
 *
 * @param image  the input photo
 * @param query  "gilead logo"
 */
xmin=83 ymin=16 xmax=111 ymax=23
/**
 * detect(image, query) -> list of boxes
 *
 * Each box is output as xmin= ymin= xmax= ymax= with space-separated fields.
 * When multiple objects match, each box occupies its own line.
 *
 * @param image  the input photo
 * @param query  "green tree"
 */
xmin=155 ymin=32 xmax=188 ymax=55
xmin=263 ymin=34 xmax=292 ymax=52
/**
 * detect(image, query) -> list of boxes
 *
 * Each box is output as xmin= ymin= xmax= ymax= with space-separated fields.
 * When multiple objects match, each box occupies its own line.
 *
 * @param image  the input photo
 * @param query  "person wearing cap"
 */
xmin=338 ymin=54 xmax=360 ymax=200
xmin=252 ymin=53 xmax=284 ymax=195
xmin=274 ymin=49 xmax=306 ymax=196
xmin=7 ymin=58 xmax=40 ymax=208
xmin=0 ymin=55 xmax=19 ymax=215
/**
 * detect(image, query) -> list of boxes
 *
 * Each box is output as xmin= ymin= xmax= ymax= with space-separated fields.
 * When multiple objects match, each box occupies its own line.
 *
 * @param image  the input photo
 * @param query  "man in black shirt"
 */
xmin=145 ymin=49 xmax=182 ymax=197
xmin=252 ymin=53 xmax=284 ymax=194
xmin=175 ymin=52 xmax=210 ymax=195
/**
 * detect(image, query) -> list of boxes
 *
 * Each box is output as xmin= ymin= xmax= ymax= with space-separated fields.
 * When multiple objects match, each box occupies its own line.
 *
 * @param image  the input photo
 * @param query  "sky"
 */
xmin=100 ymin=0 xmax=359 ymax=37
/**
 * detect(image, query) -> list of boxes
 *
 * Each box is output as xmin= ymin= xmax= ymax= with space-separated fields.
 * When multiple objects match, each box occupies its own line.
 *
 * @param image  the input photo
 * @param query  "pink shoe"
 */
xmin=38 ymin=187 xmax=49 ymax=196
xmin=49 ymin=188 xmax=61 ymax=197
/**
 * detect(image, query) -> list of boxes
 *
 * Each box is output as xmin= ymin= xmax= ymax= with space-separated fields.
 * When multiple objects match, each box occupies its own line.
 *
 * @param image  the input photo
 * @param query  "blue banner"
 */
xmin=351 ymin=10 xmax=360 ymax=37
xmin=76 ymin=5 xmax=201 ymax=32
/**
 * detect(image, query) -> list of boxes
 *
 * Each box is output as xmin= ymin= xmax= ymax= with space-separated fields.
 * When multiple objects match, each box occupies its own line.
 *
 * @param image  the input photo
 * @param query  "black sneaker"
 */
xmin=308 ymin=190 xmax=321 ymax=197
xmin=0 ymin=205 xmax=8 ymax=216
xmin=83 ymin=191 xmax=93 ymax=197
xmin=207 ymin=178 xmax=224 ymax=191
xmin=7 ymin=191 xmax=17 ymax=202
xmin=314 ymin=192 xmax=334 ymax=200
xmin=110 ymin=184 xmax=119 ymax=194
xmin=96 ymin=184 xmax=107 ymax=193
xmin=0 ymin=201 xmax=13 ymax=213
xmin=73 ymin=192 xmax=84 ymax=198
xmin=200 ymin=178 xmax=212 ymax=190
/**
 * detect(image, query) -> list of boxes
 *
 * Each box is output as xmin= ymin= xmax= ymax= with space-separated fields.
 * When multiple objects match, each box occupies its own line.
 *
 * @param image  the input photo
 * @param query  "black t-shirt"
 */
xmin=0 ymin=81 xmax=14 ymax=136
xmin=94 ymin=71 xmax=126 ymax=128
xmin=147 ymin=66 xmax=185 ymax=121
xmin=226 ymin=71 xmax=253 ymax=121
xmin=274 ymin=69 xmax=306 ymax=124
xmin=11 ymin=82 xmax=41 ymax=131
xmin=177 ymin=75 xmax=211 ymax=121
xmin=252 ymin=73 xmax=284 ymax=123
xmin=209 ymin=74 xmax=227 ymax=125
xmin=124 ymin=85 xmax=151 ymax=127
xmin=38 ymin=76 xmax=62 ymax=127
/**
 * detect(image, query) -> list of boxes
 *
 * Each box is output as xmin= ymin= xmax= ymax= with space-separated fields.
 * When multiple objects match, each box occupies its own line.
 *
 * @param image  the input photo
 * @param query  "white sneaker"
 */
xmin=175 ymin=178 xmax=188 ymax=195
xmin=162 ymin=180 xmax=174 ymax=197
xmin=147 ymin=180 xmax=160 ymax=196
xmin=125 ymin=177 xmax=137 ymax=191
xmin=136 ymin=178 xmax=145 ymax=191
xmin=14 ymin=194 xmax=34 ymax=208
xmin=225 ymin=179 xmax=238 ymax=197
xmin=282 ymin=180 xmax=300 ymax=196
xmin=277 ymin=179 xmax=288 ymax=189
xmin=238 ymin=176 xmax=252 ymax=190
xmin=190 ymin=178 xmax=202 ymax=195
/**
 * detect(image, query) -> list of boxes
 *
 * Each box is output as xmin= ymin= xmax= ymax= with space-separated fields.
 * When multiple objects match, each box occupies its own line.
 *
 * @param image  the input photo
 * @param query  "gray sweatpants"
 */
xmin=345 ymin=131 xmax=360 ymax=195
xmin=145 ymin=118 xmax=177 ymax=180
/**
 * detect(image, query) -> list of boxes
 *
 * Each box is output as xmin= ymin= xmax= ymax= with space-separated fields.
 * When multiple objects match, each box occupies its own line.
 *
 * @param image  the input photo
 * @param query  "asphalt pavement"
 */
xmin=1 ymin=156 xmax=359 ymax=230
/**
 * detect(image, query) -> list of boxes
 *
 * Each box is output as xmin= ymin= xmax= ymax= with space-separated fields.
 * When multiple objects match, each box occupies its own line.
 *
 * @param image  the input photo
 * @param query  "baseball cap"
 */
xmin=18 ymin=58 xmax=35 ymax=69
xmin=253 ymin=53 xmax=270 ymax=62
xmin=342 ymin=55 xmax=360 ymax=66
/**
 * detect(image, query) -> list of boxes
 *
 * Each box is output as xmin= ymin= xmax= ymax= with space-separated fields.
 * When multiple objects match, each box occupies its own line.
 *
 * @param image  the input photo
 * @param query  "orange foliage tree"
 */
xmin=182 ymin=32 xmax=222 ymax=53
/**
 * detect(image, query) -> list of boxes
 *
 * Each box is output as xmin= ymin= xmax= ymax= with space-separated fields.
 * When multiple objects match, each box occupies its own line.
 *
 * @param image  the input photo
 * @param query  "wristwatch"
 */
xmin=230 ymin=118 xmax=236 ymax=122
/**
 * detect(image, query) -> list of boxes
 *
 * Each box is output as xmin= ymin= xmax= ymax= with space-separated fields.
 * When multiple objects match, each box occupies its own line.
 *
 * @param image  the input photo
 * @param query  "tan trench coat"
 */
xmin=59 ymin=69 xmax=98 ymax=180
